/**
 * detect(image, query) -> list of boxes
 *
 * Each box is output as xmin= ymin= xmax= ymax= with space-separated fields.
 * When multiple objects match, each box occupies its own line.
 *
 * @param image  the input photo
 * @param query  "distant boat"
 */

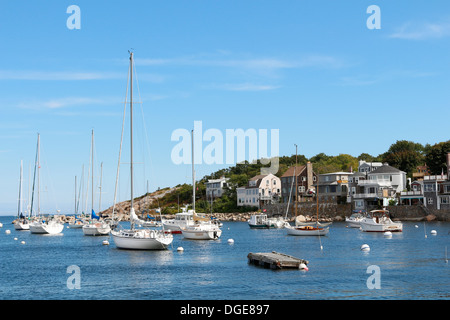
xmin=161 ymin=208 xmax=195 ymax=233
xmin=180 ymin=129 xmax=222 ymax=241
xmin=359 ymin=209 xmax=402 ymax=232
xmin=110 ymin=51 xmax=173 ymax=250
xmin=248 ymin=214 xmax=269 ymax=229
xmin=82 ymin=130 xmax=111 ymax=236
xmin=28 ymin=134 xmax=64 ymax=235
xmin=181 ymin=212 xmax=222 ymax=240
xmin=14 ymin=160 xmax=30 ymax=231
xmin=285 ymin=145 xmax=329 ymax=236
xmin=346 ymin=210 xmax=365 ymax=228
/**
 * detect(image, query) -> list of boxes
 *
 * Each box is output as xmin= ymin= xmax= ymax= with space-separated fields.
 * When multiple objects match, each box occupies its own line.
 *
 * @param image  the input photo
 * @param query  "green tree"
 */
xmin=425 ymin=141 xmax=450 ymax=175
xmin=381 ymin=140 xmax=425 ymax=177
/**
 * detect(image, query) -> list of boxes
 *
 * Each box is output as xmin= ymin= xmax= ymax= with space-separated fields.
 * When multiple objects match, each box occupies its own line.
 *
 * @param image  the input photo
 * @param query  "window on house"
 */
xmin=440 ymin=197 xmax=449 ymax=204
xmin=428 ymin=198 xmax=433 ymax=205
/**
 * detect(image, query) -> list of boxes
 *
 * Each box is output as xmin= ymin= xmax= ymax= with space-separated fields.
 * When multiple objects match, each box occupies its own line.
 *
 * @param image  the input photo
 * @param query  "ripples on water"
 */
xmin=0 ymin=216 xmax=448 ymax=300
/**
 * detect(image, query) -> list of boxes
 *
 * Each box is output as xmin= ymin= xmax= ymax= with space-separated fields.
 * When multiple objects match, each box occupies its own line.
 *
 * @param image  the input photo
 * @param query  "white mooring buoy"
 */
xmin=5 ymin=230 xmax=11 ymax=235
xmin=361 ymin=244 xmax=370 ymax=252
xmin=177 ymin=247 xmax=184 ymax=252
xmin=227 ymin=238 xmax=234 ymax=244
xmin=21 ymin=241 xmax=26 ymax=245
xmin=384 ymin=231 xmax=392 ymax=238
xmin=102 ymin=240 xmax=109 ymax=245
xmin=431 ymin=230 xmax=437 ymax=235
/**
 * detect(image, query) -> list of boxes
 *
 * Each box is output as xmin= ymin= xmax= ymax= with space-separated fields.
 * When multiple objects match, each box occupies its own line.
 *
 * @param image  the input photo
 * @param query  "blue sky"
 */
xmin=1 ymin=1 xmax=449 ymax=215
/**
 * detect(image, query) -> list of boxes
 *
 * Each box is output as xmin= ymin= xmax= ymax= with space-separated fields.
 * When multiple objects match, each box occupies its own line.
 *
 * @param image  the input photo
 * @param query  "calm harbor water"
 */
xmin=0 ymin=216 xmax=448 ymax=300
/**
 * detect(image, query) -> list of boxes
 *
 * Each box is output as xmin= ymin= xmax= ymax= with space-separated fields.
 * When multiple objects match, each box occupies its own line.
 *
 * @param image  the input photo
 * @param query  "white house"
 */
xmin=206 ymin=176 xmax=229 ymax=200
xmin=352 ymin=163 xmax=407 ymax=210
xmin=358 ymin=160 xmax=383 ymax=173
xmin=237 ymin=174 xmax=281 ymax=209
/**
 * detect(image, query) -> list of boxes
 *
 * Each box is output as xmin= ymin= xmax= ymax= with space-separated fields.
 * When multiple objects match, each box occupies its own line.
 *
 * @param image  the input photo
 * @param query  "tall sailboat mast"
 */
xmin=37 ymin=133 xmax=40 ymax=216
xmin=91 ymin=129 xmax=94 ymax=218
xmin=191 ymin=129 xmax=195 ymax=212
xmin=130 ymin=51 xmax=135 ymax=229
xmin=17 ymin=160 xmax=23 ymax=218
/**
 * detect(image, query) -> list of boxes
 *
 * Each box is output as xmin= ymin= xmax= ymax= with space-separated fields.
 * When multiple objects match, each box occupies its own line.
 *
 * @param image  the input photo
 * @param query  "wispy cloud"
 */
xmin=337 ymin=70 xmax=437 ymax=86
xmin=215 ymin=83 xmax=281 ymax=92
xmin=389 ymin=20 xmax=450 ymax=40
xmin=0 ymin=70 xmax=122 ymax=81
xmin=136 ymin=54 xmax=345 ymax=71
xmin=17 ymin=96 xmax=115 ymax=110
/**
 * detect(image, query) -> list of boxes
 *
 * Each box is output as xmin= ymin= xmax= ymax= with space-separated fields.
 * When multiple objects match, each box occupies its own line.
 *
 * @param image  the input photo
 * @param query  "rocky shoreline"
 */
xmin=15 ymin=211 xmax=440 ymax=225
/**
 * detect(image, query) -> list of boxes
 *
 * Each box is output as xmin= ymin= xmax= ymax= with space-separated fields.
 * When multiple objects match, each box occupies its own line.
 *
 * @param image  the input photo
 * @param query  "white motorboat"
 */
xmin=285 ymin=223 xmax=329 ymax=236
xmin=161 ymin=209 xmax=195 ymax=233
xmin=110 ymin=52 xmax=173 ymax=250
xmin=346 ymin=211 xmax=365 ymax=228
xmin=359 ymin=209 xmax=402 ymax=232
xmin=29 ymin=219 xmax=64 ymax=234
xmin=266 ymin=215 xmax=286 ymax=229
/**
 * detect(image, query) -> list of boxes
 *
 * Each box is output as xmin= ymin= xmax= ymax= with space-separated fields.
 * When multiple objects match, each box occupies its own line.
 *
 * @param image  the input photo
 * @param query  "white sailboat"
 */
xmin=83 ymin=130 xmax=111 ymax=236
xmin=111 ymin=51 xmax=173 ymax=250
xmin=29 ymin=134 xmax=64 ymax=235
xmin=181 ymin=130 xmax=222 ymax=240
xmin=14 ymin=161 xmax=30 ymax=230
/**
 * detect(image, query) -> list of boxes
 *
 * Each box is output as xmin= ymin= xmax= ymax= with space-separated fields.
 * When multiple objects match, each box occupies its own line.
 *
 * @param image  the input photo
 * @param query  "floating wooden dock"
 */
xmin=247 ymin=251 xmax=309 ymax=270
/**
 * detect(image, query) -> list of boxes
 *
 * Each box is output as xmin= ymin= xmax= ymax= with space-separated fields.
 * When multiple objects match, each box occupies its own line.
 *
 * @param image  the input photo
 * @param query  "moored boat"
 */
xmin=248 ymin=214 xmax=269 ymax=229
xmin=346 ymin=210 xmax=365 ymax=228
xmin=359 ymin=209 xmax=402 ymax=232
xmin=285 ymin=224 xmax=329 ymax=236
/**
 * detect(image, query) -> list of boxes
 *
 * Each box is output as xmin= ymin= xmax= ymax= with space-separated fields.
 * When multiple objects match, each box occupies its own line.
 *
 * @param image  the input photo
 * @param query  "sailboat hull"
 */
xmin=82 ymin=223 xmax=111 ymax=236
xmin=14 ymin=221 xmax=30 ymax=230
xmin=181 ymin=225 xmax=222 ymax=240
xmin=286 ymin=225 xmax=329 ymax=236
xmin=29 ymin=221 xmax=64 ymax=234
xmin=111 ymin=229 xmax=173 ymax=250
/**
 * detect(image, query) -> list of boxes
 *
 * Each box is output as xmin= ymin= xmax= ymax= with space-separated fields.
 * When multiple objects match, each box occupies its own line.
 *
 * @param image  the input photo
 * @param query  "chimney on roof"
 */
xmin=447 ymin=153 xmax=450 ymax=180
xmin=306 ymin=161 xmax=313 ymax=189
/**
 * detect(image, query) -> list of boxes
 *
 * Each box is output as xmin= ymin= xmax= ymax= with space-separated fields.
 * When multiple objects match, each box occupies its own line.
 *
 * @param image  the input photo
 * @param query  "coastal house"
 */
xmin=413 ymin=164 xmax=430 ymax=180
xmin=237 ymin=174 xmax=281 ymax=209
xmin=280 ymin=162 xmax=316 ymax=203
xmin=206 ymin=176 xmax=229 ymax=200
xmin=400 ymin=180 xmax=424 ymax=205
xmin=358 ymin=160 xmax=383 ymax=173
xmin=422 ymin=174 xmax=448 ymax=210
xmin=315 ymin=171 xmax=353 ymax=203
xmin=401 ymin=153 xmax=450 ymax=210
xmin=351 ymin=163 xmax=406 ymax=211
